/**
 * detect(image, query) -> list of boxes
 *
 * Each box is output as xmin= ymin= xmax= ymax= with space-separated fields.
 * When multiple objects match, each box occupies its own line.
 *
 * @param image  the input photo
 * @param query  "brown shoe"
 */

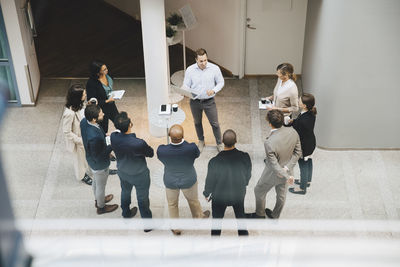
xmin=97 ymin=204 xmax=118 ymax=214
xmin=202 ymin=210 xmax=210 ymax=218
xmin=94 ymin=194 xmax=114 ymax=208
xmin=171 ymin=229 xmax=181 ymax=235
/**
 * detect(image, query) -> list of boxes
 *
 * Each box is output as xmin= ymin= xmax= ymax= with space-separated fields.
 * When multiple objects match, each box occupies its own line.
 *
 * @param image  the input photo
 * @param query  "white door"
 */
xmin=244 ymin=0 xmax=308 ymax=75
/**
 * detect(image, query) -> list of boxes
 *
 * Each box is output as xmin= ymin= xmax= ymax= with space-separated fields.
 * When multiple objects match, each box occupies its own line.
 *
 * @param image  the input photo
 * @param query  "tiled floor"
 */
xmin=2 ymin=77 xmax=399 ymax=237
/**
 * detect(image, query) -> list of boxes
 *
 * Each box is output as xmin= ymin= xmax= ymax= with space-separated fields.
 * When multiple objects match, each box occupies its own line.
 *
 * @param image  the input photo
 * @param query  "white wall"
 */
xmin=302 ymin=0 xmax=400 ymax=148
xmin=245 ymin=0 xmax=308 ymax=74
xmin=104 ymin=0 xmax=141 ymax=20
xmin=105 ymin=0 xmax=243 ymax=75
xmin=165 ymin=0 xmax=243 ymax=75
xmin=0 ymin=0 xmax=40 ymax=105
xmin=105 ymin=0 xmax=308 ymax=76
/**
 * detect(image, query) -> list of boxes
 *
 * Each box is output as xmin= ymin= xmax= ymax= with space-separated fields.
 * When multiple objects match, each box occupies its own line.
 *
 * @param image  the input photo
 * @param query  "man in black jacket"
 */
xmin=110 ymin=112 xmax=153 ymax=225
xmin=81 ymin=104 xmax=118 ymax=214
xmin=203 ymin=129 xmax=252 ymax=236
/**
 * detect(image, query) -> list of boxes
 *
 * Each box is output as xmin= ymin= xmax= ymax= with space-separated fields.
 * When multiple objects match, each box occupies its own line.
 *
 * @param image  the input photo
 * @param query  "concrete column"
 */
xmin=302 ymin=0 xmax=400 ymax=148
xmin=140 ymin=0 xmax=169 ymax=137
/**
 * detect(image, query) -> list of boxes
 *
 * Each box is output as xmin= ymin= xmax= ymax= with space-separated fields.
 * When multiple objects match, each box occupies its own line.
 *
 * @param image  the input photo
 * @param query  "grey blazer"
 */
xmin=260 ymin=126 xmax=302 ymax=185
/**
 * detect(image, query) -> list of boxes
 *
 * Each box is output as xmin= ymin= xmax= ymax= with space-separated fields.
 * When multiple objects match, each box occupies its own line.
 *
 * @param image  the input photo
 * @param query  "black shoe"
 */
xmin=245 ymin=212 xmax=265 ymax=219
xmin=245 ymin=213 xmax=253 ymax=218
xmin=289 ymin=188 xmax=306 ymax=195
xmin=144 ymin=229 xmax=153 ymax=233
xmin=109 ymin=169 xmax=118 ymax=175
xmin=123 ymin=207 xmax=138 ymax=218
xmin=265 ymin=208 xmax=275 ymax=219
xmin=294 ymin=180 xmax=310 ymax=187
xmin=238 ymin=230 xmax=249 ymax=236
xmin=81 ymin=174 xmax=92 ymax=185
xmin=110 ymin=155 xmax=116 ymax=161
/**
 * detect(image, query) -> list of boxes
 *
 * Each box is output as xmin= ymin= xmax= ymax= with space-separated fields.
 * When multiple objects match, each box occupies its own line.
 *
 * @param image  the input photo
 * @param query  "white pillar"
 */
xmin=140 ymin=0 xmax=169 ymax=137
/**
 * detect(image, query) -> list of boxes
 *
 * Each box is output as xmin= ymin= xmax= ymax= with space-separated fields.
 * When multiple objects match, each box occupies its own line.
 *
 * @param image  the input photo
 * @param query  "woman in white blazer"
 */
xmin=266 ymin=63 xmax=299 ymax=117
xmin=62 ymin=84 xmax=92 ymax=185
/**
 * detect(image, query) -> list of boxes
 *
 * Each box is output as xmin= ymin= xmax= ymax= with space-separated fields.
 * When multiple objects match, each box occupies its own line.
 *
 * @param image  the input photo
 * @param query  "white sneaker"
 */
xmin=217 ymin=144 xmax=224 ymax=152
xmin=198 ymin=140 xmax=205 ymax=152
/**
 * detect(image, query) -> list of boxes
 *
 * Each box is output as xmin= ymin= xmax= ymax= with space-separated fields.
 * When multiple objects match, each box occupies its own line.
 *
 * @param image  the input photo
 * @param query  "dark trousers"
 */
xmin=118 ymin=169 xmax=152 ymax=218
xmin=298 ymin=158 xmax=313 ymax=191
xmin=211 ymin=200 xmax=249 ymax=236
xmin=190 ymin=98 xmax=222 ymax=144
xmin=99 ymin=102 xmax=118 ymax=133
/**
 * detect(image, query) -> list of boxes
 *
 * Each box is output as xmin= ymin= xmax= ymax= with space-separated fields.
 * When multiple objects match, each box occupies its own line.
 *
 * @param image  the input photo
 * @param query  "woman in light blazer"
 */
xmin=62 ymin=84 xmax=92 ymax=185
xmin=266 ymin=63 xmax=299 ymax=117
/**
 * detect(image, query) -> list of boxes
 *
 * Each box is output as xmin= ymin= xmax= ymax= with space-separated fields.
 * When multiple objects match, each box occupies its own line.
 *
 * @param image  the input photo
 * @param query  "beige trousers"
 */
xmin=165 ymin=182 xmax=203 ymax=218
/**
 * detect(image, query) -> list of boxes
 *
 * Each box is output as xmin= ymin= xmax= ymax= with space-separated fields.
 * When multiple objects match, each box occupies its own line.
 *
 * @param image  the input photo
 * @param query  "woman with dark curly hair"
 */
xmin=62 ymin=84 xmax=93 ymax=185
xmin=86 ymin=60 xmax=119 ymax=133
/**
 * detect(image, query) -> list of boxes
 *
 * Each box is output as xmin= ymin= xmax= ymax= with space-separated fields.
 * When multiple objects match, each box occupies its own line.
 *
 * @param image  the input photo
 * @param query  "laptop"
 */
xmin=172 ymin=84 xmax=198 ymax=99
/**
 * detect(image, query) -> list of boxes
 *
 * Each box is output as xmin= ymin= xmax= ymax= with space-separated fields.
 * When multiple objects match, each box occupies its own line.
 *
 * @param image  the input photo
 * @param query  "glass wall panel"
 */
xmin=0 ymin=66 xmax=16 ymax=101
xmin=0 ymin=7 xmax=19 ymax=103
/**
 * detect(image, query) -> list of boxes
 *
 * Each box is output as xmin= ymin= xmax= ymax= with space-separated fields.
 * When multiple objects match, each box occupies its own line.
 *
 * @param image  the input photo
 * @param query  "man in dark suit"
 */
xmin=157 ymin=124 xmax=210 ymax=236
xmin=247 ymin=110 xmax=301 ymax=219
xmin=203 ymin=129 xmax=252 ymax=236
xmin=81 ymin=104 xmax=118 ymax=214
xmin=110 ymin=112 xmax=153 ymax=229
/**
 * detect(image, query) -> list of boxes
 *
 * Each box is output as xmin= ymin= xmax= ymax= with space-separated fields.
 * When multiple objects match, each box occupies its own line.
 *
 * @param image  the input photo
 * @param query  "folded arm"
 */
xmin=203 ymin=160 xmax=217 ymax=198
xmin=265 ymin=143 xmax=290 ymax=180
xmin=286 ymin=135 xmax=302 ymax=171
xmin=212 ymin=67 xmax=224 ymax=94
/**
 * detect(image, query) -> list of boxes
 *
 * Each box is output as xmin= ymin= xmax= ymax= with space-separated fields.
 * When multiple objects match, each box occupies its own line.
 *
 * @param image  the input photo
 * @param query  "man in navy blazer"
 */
xmin=111 ymin=112 xmax=153 ymax=226
xmin=157 ymin=124 xmax=210 ymax=235
xmin=81 ymin=104 xmax=118 ymax=214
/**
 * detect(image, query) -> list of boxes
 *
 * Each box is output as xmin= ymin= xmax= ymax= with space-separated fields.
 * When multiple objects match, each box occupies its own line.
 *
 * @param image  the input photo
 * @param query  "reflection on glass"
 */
xmin=0 ymin=28 xmax=8 ymax=60
xmin=0 ymin=66 xmax=16 ymax=101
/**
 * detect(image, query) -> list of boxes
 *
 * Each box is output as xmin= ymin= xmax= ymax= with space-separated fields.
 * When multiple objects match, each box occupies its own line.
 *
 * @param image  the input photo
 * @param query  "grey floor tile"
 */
xmin=2 ymin=77 xmax=399 ymax=239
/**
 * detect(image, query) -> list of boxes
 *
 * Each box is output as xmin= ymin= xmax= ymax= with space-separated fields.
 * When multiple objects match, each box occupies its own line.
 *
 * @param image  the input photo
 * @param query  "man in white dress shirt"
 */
xmin=183 ymin=48 xmax=225 ymax=152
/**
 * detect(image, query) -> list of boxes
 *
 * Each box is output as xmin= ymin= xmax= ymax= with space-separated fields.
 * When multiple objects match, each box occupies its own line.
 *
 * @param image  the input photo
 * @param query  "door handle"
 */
xmin=247 ymin=24 xmax=256 ymax=30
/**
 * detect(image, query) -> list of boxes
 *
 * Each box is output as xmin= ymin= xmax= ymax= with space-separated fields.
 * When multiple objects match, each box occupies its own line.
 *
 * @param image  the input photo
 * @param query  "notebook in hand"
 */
xmin=110 ymin=90 xmax=125 ymax=100
xmin=172 ymin=85 xmax=198 ymax=99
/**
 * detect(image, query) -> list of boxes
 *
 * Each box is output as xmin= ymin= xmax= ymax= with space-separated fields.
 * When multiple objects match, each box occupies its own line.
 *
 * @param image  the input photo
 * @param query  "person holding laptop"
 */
xmin=183 ymin=48 xmax=225 ymax=153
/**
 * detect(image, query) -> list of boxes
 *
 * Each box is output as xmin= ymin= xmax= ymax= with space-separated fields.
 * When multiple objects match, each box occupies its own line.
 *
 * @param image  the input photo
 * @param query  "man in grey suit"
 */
xmin=247 ymin=109 xmax=301 ymax=219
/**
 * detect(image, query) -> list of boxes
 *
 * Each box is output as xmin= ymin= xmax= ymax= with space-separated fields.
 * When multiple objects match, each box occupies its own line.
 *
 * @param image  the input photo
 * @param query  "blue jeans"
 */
xmin=118 ymin=168 xmax=152 ymax=218
xmin=298 ymin=158 xmax=313 ymax=191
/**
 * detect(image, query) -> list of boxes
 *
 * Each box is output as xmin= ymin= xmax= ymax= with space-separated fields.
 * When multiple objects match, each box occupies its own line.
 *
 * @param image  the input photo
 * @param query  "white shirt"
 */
xmin=87 ymin=120 xmax=100 ymax=129
xmin=171 ymin=139 xmax=185 ymax=146
xmin=276 ymin=79 xmax=295 ymax=98
xmin=183 ymin=62 xmax=224 ymax=100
